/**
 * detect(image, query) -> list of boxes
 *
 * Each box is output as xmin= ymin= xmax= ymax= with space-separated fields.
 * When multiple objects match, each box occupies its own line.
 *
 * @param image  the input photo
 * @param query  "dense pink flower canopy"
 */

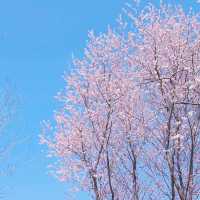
xmin=41 ymin=2 xmax=200 ymax=199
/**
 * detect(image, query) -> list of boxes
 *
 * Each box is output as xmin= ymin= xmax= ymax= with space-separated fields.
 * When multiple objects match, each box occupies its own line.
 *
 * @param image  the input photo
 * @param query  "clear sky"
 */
xmin=0 ymin=0 xmax=199 ymax=200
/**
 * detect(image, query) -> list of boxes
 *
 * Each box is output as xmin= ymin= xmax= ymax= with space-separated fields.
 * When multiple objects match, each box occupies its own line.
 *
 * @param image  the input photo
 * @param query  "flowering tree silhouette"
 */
xmin=41 ymin=2 xmax=200 ymax=200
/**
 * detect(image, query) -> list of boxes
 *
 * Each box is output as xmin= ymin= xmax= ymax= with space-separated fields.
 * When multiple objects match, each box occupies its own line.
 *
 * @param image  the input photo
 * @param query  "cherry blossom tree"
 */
xmin=127 ymin=3 xmax=200 ymax=200
xmin=0 ymin=84 xmax=17 ymax=198
xmin=41 ymin=2 xmax=200 ymax=200
xmin=41 ymin=28 xmax=149 ymax=200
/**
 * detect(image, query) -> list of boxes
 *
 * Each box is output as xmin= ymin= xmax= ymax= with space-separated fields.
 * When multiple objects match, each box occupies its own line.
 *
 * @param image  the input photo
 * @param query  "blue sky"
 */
xmin=0 ymin=0 xmax=125 ymax=199
xmin=0 ymin=0 xmax=199 ymax=200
